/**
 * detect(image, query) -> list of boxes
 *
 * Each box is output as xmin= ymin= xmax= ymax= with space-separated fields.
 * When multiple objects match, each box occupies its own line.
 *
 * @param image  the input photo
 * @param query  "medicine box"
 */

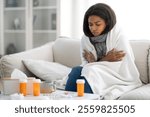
xmin=1 ymin=77 xmax=35 ymax=95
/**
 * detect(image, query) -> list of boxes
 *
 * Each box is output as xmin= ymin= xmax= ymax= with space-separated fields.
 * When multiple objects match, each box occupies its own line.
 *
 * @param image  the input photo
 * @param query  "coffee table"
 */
xmin=26 ymin=90 xmax=100 ymax=100
xmin=0 ymin=90 xmax=100 ymax=100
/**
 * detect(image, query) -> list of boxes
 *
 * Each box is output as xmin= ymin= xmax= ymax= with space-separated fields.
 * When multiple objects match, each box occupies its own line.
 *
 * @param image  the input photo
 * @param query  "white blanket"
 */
xmin=80 ymin=24 xmax=142 ymax=99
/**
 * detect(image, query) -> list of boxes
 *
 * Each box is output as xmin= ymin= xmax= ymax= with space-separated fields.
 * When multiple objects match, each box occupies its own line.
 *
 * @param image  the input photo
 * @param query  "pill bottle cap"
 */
xmin=76 ymin=79 xmax=85 ymax=84
xmin=19 ymin=79 xmax=27 ymax=83
xmin=33 ymin=79 xmax=41 ymax=83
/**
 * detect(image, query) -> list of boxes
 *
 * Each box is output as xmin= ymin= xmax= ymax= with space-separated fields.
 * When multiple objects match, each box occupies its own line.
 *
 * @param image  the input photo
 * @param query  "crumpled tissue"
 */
xmin=11 ymin=69 xmax=27 ymax=79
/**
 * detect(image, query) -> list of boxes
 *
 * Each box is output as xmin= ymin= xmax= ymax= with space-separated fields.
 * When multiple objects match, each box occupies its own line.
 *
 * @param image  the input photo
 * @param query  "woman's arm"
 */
xmin=83 ymin=50 xmax=96 ymax=63
xmin=100 ymin=48 xmax=126 ymax=62
xmin=81 ymin=36 xmax=126 ymax=63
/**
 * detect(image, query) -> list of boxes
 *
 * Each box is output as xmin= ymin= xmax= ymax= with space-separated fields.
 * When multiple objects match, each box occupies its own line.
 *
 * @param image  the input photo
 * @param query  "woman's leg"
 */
xmin=65 ymin=66 xmax=93 ymax=93
xmin=65 ymin=66 xmax=82 ymax=92
xmin=83 ymin=77 xmax=93 ymax=93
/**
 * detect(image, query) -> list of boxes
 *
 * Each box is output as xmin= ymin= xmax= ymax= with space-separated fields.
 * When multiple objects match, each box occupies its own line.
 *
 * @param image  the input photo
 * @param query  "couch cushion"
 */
xmin=53 ymin=38 xmax=82 ymax=68
xmin=119 ymin=84 xmax=150 ymax=100
xmin=130 ymin=40 xmax=150 ymax=84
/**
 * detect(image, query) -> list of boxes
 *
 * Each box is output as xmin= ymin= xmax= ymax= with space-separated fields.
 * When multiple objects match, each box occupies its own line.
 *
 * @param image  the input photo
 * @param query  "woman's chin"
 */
xmin=92 ymin=33 xmax=101 ymax=37
xmin=93 ymin=34 xmax=99 ymax=37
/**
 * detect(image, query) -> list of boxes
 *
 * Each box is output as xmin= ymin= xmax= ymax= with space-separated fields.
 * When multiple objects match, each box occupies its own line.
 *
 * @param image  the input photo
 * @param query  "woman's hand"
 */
xmin=101 ymin=48 xmax=126 ymax=62
xmin=83 ymin=50 xmax=95 ymax=63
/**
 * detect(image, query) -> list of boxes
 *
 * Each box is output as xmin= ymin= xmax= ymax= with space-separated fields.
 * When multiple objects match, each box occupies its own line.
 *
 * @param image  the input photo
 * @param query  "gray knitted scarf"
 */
xmin=90 ymin=33 xmax=107 ymax=61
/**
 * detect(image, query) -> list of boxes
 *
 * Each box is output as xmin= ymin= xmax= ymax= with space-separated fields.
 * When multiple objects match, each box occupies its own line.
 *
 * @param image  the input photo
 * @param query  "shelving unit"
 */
xmin=32 ymin=0 xmax=57 ymax=48
xmin=0 ymin=0 xmax=59 ymax=55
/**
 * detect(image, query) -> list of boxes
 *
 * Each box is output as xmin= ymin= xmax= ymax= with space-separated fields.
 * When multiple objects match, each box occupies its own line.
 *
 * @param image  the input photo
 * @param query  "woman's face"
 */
xmin=88 ymin=15 xmax=106 ymax=37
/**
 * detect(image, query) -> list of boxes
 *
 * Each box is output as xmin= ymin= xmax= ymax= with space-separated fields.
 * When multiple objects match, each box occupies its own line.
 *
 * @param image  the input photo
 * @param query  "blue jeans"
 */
xmin=65 ymin=66 xmax=93 ymax=93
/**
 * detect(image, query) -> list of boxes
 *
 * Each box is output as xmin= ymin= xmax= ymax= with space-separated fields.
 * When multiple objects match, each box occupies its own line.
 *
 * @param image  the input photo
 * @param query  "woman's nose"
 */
xmin=91 ymin=25 xmax=97 ymax=31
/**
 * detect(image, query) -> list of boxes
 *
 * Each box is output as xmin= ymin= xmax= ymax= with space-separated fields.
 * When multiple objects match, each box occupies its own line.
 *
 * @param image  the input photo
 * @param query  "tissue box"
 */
xmin=2 ymin=77 xmax=35 ymax=95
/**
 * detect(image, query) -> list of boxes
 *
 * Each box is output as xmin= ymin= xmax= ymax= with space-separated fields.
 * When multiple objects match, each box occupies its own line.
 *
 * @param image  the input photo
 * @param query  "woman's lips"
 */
xmin=92 ymin=32 xmax=99 ymax=36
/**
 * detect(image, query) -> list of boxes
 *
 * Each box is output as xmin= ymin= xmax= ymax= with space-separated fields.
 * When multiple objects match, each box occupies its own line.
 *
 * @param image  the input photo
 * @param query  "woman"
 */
xmin=65 ymin=3 xmax=142 ymax=99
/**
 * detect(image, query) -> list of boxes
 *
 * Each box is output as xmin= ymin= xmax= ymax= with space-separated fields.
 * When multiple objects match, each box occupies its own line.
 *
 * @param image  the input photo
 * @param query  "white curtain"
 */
xmin=60 ymin=0 xmax=150 ymax=40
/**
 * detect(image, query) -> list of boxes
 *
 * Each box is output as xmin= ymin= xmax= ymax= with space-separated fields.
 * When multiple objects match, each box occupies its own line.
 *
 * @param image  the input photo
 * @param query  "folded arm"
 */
xmin=83 ymin=48 xmax=126 ymax=63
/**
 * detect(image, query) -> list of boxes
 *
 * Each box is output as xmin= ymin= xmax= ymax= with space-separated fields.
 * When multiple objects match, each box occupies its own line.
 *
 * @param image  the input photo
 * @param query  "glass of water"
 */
xmin=40 ymin=81 xmax=56 ymax=94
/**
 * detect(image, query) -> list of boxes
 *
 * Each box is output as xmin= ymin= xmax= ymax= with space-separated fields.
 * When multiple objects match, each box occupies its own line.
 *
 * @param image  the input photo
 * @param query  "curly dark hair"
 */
xmin=83 ymin=3 xmax=116 ymax=37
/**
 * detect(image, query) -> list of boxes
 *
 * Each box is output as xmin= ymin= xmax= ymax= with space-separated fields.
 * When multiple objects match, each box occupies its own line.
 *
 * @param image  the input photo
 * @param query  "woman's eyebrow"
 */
xmin=95 ymin=21 xmax=102 ymax=23
xmin=88 ymin=21 xmax=101 ymax=24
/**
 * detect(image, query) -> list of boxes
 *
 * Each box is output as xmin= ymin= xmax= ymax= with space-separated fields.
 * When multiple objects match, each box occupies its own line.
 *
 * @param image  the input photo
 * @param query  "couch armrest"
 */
xmin=0 ymin=42 xmax=54 ymax=78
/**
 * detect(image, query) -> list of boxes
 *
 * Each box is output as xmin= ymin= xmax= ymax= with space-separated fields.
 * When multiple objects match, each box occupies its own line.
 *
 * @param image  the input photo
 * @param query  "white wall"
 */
xmin=60 ymin=0 xmax=150 ymax=40
xmin=59 ymin=0 xmax=88 ymax=39
xmin=59 ymin=0 xmax=72 ymax=38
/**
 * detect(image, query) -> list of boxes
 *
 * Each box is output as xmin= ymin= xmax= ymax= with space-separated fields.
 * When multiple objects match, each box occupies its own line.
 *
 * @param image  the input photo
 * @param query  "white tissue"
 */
xmin=11 ymin=69 xmax=27 ymax=79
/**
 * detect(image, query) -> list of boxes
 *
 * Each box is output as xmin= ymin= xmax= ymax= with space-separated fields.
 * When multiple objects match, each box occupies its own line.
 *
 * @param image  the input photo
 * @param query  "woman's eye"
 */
xmin=96 ymin=24 xmax=101 ymax=26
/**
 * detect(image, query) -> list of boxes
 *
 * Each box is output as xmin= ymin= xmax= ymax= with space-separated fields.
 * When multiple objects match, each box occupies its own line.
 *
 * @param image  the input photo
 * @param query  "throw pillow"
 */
xmin=22 ymin=59 xmax=71 ymax=82
xmin=130 ymin=41 xmax=149 ymax=84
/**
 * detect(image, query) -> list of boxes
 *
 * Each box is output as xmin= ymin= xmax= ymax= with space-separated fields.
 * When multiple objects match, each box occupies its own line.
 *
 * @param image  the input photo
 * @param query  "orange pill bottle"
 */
xmin=33 ymin=79 xmax=41 ymax=96
xmin=76 ymin=79 xmax=85 ymax=96
xmin=19 ymin=79 xmax=27 ymax=96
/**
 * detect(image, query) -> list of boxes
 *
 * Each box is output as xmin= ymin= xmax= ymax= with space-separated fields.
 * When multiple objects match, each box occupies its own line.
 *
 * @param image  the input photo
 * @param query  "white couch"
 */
xmin=1 ymin=37 xmax=150 ymax=99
